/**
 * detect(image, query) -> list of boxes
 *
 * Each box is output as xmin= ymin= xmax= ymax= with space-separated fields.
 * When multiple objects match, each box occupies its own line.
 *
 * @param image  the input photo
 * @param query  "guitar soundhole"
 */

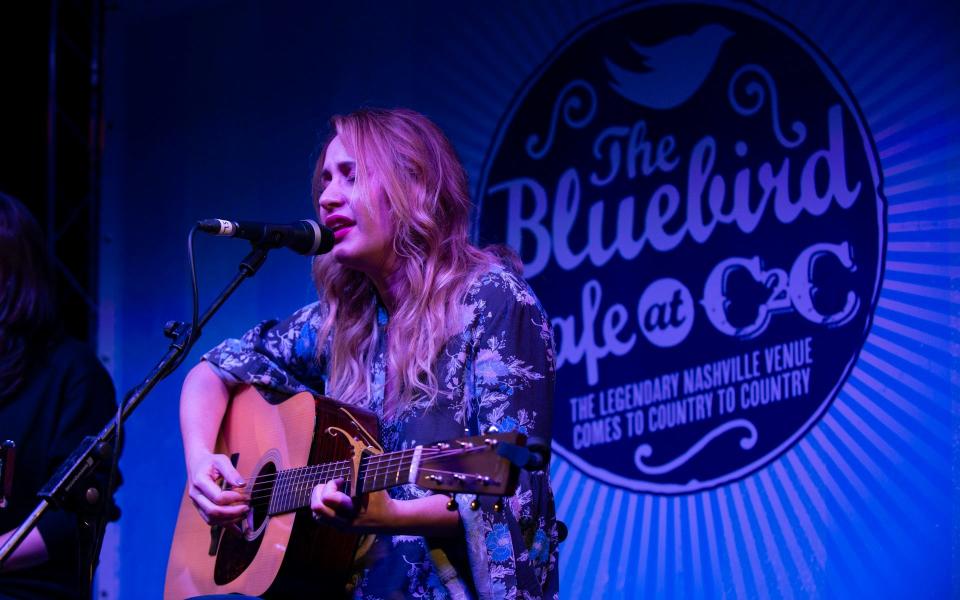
xmin=213 ymin=461 xmax=275 ymax=585
xmin=248 ymin=461 xmax=276 ymax=533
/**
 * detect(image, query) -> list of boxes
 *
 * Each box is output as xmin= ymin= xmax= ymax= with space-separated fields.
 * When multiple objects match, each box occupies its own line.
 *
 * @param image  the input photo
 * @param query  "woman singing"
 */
xmin=179 ymin=108 xmax=558 ymax=598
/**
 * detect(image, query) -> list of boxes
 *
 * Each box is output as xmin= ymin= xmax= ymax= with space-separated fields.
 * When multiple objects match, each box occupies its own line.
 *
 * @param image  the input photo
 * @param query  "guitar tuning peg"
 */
xmin=469 ymin=498 xmax=480 ymax=511
xmin=446 ymin=494 xmax=459 ymax=511
xmin=493 ymin=497 xmax=504 ymax=513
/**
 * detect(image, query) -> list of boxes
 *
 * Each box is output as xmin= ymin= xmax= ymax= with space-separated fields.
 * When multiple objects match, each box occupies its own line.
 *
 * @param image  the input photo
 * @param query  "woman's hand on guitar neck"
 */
xmin=186 ymin=451 xmax=250 ymax=526
xmin=310 ymin=478 xmax=391 ymax=532
xmin=310 ymin=478 xmax=461 ymax=536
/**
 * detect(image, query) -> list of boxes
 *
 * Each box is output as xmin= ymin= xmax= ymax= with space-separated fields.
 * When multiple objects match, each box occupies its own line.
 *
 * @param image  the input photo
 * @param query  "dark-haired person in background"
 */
xmin=0 ymin=192 xmax=117 ymax=599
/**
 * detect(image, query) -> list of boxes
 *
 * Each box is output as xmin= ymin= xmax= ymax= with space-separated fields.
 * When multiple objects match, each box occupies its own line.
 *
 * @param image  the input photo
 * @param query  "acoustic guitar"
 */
xmin=164 ymin=386 xmax=522 ymax=599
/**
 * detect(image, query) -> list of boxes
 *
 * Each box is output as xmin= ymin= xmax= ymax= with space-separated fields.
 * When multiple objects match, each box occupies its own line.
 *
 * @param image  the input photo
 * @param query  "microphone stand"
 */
xmin=0 ymin=242 xmax=271 ymax=572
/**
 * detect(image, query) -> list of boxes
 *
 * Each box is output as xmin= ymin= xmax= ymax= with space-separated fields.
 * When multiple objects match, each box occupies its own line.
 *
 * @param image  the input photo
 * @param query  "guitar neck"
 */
xmin=264 ymin=447 xmax=422 ymax=515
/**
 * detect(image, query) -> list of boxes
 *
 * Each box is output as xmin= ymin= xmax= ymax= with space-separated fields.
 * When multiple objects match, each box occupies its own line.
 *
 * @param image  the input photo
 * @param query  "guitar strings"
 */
xmin=242 ymin=447 xmax=486 ymax=498
xmin=245 ymin=468 xmax=494 ymax=511
xmin=242 ymin=445 xmax=494 ymax=506
xmin=247 ymin=460 xmax=499 ymax=509
xmin=239 ymin=445 xmax=488 ymax=489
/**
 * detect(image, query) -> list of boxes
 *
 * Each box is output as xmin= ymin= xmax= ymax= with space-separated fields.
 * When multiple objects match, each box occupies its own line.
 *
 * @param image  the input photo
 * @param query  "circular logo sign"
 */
xmin=477 ymin=0 xmax=885 ymax=493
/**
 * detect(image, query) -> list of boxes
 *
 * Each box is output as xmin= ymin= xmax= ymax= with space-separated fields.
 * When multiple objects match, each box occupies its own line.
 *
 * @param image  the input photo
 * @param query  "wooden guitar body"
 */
xmin=164 ymin=386 xmax=378 ymax=599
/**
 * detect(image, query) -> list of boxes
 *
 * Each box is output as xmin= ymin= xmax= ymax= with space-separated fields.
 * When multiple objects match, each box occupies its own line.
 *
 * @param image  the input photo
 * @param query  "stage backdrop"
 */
xmin=100 ymin=0 xmax=958 ymax=597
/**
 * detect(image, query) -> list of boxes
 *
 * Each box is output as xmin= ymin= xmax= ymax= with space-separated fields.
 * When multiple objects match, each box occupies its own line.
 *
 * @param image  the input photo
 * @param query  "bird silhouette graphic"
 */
xmin=605 ymin=24 xmax=733 ymax=109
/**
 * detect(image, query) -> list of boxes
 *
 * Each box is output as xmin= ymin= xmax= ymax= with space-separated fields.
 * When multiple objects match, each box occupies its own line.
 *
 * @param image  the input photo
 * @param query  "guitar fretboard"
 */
xmin=265 ymin=448 xmax=421 ymax=515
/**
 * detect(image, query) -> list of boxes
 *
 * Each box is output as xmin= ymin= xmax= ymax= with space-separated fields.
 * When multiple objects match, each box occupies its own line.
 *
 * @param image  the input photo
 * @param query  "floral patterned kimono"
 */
xmin=204 ymin=266 xmax=559 ymax=599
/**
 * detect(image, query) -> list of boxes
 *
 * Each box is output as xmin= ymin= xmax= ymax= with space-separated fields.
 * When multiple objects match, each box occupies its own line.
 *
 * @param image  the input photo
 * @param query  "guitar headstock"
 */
xmin=413 ymin=431 xmax=525 ymax=497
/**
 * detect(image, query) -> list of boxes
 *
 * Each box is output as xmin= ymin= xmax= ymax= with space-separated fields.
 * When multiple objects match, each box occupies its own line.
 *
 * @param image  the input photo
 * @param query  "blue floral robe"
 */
xmin=204 ymin=266 xmax=559 ymax=599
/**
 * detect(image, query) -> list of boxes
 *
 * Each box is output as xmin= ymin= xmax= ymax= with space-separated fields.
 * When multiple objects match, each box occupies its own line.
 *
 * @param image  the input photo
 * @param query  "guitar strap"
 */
xmin=430 ymin=547 xmax=470 ymax=600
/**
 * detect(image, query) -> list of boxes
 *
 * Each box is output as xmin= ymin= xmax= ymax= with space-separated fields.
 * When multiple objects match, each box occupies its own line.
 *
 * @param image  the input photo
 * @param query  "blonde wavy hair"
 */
xmin=310 ymin=108 xmax=514 ymax=416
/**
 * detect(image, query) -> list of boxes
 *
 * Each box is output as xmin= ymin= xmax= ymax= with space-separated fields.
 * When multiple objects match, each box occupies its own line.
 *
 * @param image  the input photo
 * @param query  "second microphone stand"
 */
xmin=0 ymin=242 xmax=271 ymax=571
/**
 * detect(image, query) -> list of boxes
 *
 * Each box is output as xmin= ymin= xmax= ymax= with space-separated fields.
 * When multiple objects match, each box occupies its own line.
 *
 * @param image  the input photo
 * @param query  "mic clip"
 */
xmin=1 ymin=440 xmax=15 ymax=509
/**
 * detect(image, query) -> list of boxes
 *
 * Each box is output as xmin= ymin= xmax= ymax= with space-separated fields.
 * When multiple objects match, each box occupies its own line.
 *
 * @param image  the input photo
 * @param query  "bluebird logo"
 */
xmin=477 ymin=1 xmax=884 ymax=493
xmin=605 ymin=24 xmax=733 ymax=109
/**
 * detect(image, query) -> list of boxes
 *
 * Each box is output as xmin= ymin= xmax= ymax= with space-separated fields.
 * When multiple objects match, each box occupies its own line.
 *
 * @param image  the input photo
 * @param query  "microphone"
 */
xmin=197 ymin=219 xmax=334 ymax=255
